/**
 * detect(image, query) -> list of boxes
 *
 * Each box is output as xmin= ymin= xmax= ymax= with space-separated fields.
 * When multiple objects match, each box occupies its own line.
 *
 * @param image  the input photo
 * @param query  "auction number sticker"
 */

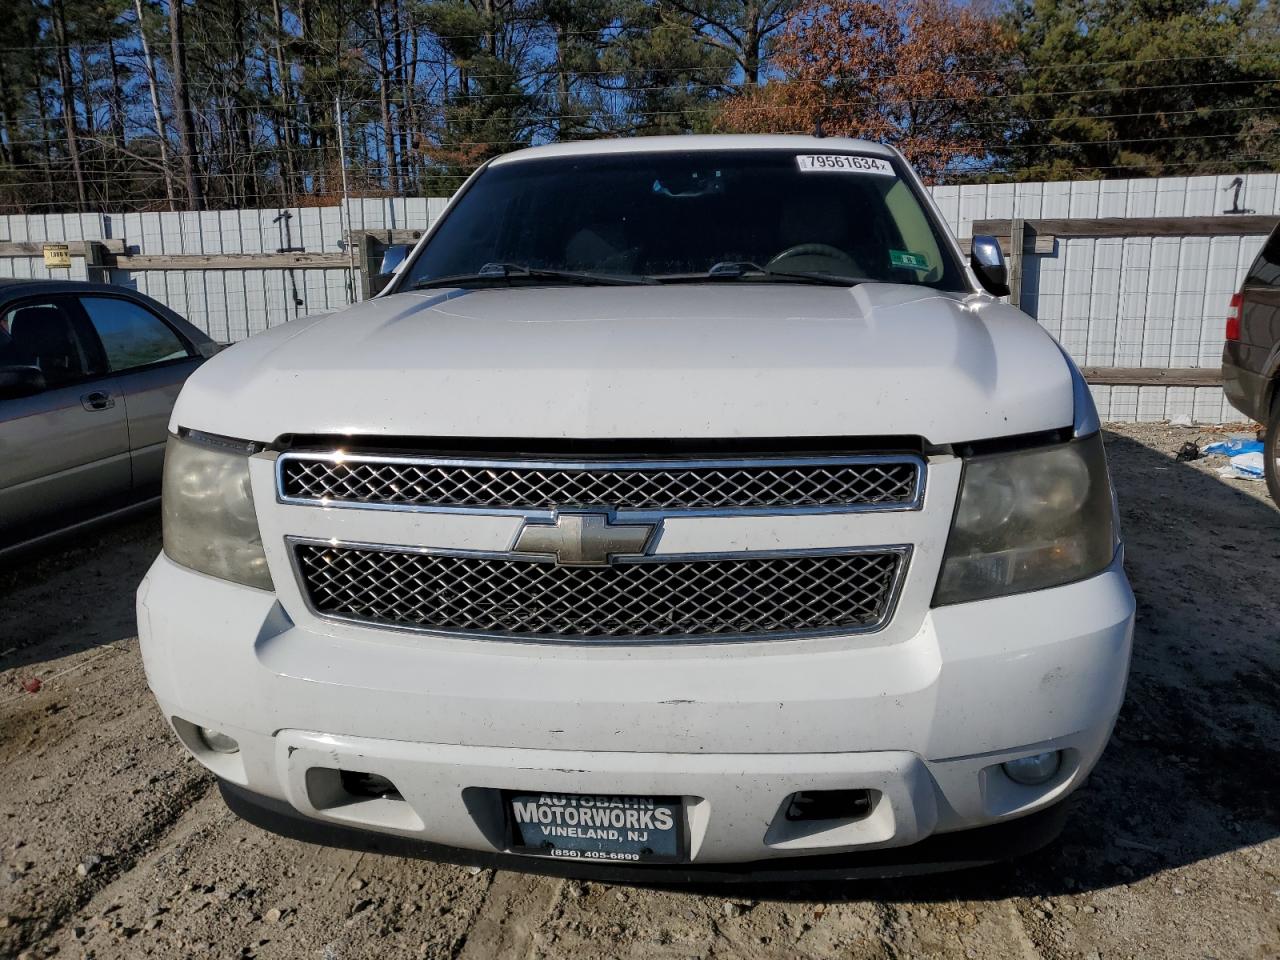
xmin=796 ymin=154 xmax=895 ymax=176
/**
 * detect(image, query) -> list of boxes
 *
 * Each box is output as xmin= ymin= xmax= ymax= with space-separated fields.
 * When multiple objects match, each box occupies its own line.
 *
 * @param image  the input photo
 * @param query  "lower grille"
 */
xmin=294 ymin=543 xmax=907 ymax=642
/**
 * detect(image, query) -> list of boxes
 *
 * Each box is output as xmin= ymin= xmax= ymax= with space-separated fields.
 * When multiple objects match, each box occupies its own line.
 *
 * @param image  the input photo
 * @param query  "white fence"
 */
xmin=3 ymin=172 xmax=1278 ymax=424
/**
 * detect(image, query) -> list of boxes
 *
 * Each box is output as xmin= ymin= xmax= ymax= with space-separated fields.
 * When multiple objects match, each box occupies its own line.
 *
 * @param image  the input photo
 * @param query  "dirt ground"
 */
xmin=1 ymin=421 xmax=1277 ymax=960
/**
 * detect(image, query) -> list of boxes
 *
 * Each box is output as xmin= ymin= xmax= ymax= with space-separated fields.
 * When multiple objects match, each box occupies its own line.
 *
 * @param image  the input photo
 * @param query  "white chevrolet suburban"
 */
xmin=137 ymin=136 xmax=1135 ymax=879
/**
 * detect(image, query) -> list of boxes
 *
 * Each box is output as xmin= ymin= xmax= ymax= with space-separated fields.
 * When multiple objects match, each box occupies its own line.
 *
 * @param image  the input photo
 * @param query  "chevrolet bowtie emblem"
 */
xmin=512 ymin=512 xmax=658 ymax=566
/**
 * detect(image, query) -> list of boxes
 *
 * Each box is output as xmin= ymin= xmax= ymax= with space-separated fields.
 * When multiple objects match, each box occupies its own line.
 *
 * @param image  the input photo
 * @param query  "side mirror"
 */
xmin=0 ymin=365 xmax=47 ymax=400
xmin=970 ymin=235 xmax=1011 ymax=298
xmin=370 ymin=244 xmax=411 ymax=296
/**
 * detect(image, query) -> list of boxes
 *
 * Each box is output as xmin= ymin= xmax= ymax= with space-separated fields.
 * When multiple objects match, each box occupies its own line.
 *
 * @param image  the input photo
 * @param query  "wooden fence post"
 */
xmin=1007 ymin=217 xmax=1025 ymax=308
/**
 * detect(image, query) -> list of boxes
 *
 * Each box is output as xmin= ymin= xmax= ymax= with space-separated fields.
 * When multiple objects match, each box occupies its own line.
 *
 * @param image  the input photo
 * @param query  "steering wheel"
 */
xmin=767 ymin=243 xmax=859 ymax=270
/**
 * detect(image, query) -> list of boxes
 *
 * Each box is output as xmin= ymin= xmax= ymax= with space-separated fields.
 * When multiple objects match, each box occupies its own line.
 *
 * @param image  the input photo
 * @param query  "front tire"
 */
xmin=1266 ymin=393 xmax=1280 ymax=504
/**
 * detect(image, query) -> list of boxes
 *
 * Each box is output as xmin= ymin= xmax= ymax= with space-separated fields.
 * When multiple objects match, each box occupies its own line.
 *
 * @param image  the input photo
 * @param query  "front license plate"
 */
xmin=505 ymin=792 xmax=684 ymax=863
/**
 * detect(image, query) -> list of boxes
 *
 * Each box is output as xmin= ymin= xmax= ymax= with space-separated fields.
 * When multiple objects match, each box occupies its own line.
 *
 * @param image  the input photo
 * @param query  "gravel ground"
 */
xmin=1 ymin=421 xmax=1277 ymax=960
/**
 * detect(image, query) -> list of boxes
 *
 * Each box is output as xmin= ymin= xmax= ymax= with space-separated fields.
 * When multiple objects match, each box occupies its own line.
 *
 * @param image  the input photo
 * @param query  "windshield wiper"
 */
xmin=413 ymin=262 xmax=654 ymax=290
xmin=650 ymin=261 xmax=866 ymax=287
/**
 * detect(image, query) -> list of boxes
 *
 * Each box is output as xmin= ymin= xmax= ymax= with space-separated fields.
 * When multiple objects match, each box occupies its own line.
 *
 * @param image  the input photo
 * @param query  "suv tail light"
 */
xmin=1227 ymin=292 xmax=1243 ymax=341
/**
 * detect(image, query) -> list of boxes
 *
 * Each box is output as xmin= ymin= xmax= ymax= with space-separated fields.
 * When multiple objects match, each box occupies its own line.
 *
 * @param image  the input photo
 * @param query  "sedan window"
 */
xmin=0 ymin=300 xmax=97 ymax=389
xmin=79 ymin=297 xmax=190 ymax=372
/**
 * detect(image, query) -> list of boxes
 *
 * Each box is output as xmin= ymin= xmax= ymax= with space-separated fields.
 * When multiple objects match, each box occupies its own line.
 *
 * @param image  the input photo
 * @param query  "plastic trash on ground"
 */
xmin=1200 ymin=438 xmax=1265 ymax=480
xmin=1216 ymin=452 xmax=1265 ymax=481
xmin=1201 ymin=438 xmax=1264 ymax=458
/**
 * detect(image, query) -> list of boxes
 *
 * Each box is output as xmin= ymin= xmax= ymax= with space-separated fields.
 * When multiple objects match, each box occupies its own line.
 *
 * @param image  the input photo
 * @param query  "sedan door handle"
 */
xmin=80 ymin=391 xmax=116 ymax=411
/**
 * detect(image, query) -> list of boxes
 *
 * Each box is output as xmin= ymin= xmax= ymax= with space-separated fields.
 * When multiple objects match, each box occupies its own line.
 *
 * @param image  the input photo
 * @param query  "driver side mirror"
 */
xmin=370 ymin=244 xmax=411 ymax=296
xmin=970 ymin=235 xmax=1011 ymax=298
xmin=0 ymin=364 xmax=47 ymax=400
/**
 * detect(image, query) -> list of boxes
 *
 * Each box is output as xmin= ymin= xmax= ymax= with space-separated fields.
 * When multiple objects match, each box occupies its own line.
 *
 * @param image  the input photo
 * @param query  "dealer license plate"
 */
xmin=506 ymin=792 xmax=684 ymax=863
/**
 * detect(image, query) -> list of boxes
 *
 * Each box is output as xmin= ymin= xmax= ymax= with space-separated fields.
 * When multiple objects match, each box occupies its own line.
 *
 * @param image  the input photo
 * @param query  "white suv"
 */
xmin=137 ymin=136 xmax=1134 ymax=879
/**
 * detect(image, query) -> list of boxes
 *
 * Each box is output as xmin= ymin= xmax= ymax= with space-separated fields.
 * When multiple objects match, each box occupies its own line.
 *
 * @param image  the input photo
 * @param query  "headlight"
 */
xmin=934 ymin=432 xmax=1117 ymax=605
xmin=162 ymin=431 xmax=274 ymax=590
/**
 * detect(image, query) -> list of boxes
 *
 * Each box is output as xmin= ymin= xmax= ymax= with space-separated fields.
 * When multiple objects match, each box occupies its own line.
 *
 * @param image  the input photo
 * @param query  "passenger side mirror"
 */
xmin=970 ymin=235 xmax=1011 ymax=298
xmin=0 ymin=364 xmax=47 ymax=400
xmin=370 ymin=244 xmax=411 ymax=296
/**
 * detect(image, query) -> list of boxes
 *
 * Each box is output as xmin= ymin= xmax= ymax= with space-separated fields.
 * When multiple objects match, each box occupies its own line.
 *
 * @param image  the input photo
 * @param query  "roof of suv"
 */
xmin=490 ymin=134 xmax=897 ymax=167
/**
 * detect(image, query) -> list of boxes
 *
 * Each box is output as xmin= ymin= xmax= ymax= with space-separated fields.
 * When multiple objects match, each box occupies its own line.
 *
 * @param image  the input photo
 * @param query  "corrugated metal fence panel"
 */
xmin=98 ymin=206 xmax=360 ymax=334
xmin=0 ymin=212 xmax=105 ymax=281
xmin=942 ymin=173 xmax=1279 ymax=423
xmin=0 ymin=255 xmax=91 ymax=282
xmin=0 ymin=212 xmax=107 ymax=243
xmin=88 ymin=200 xmax=446 ymax=333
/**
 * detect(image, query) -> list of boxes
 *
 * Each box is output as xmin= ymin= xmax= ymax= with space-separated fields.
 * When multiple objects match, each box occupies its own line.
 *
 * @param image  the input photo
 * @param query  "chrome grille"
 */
xmin=293 ymin=543 xmax=907 ymax=642
xmin=278 ymin=453 xmax=923 ymax=513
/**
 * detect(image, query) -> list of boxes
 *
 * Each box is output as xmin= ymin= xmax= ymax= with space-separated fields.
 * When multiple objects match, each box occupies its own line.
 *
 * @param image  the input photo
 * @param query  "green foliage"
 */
xmin=414 ymin=0 xmax=540 ymax=193
xmin=1002 ymin=0 xmax=1280 ymax=179
xmin=602 ymin=0 xmax=732 ymax=135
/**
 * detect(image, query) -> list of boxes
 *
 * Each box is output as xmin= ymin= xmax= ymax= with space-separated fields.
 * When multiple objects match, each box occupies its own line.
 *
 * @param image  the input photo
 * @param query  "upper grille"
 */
xmin=294 ymin=542 xmax=906 ymax=642
xmin=278 ymin=453 xmax=923 ymax=513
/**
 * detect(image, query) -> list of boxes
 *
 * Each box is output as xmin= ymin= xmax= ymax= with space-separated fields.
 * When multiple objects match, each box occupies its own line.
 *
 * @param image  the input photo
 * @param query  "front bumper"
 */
xmin=137 ymin=551 xmax=1134 ymax=870
xmin=218 ymin=778 xmax=1073 ymax=882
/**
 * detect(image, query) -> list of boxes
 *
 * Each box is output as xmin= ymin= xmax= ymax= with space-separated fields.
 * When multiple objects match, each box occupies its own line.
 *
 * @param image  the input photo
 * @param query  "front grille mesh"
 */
xmin=295 ymin=544 xmax=904 ymax=641
xmin=279 ymin=456 xmax=919 ymax=512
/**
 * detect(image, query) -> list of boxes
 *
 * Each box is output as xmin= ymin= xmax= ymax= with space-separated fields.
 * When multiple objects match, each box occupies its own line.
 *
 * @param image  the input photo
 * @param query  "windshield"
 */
xmin=400 ymin=149 xmax=967 ymax=291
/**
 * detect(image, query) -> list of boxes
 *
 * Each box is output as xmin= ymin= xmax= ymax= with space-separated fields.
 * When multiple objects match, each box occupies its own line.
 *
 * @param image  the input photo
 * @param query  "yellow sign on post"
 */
xmin=42 ymin=243 xmax=72 ymax=268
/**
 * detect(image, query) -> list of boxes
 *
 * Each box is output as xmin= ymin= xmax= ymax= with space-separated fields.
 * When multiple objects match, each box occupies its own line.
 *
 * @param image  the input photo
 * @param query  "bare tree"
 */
xmin=133 ymin=0 xmax=176 ymax=208
xmin=370 ymin=0 xmax=400 ymax=192
xmin=661 ymin=0 xmax=797 ymax=87
xmin=51 ymin=0 xmax=88 ymax=208
xmin=169 ymin=0 xmax=203 ymax=208
xmin=269 ymin=0 xmax=298 ymax=202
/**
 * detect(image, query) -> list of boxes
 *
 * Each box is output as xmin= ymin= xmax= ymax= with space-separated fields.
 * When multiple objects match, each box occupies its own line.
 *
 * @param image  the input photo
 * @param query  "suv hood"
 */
xmin=171 ymin=284 xmax=1073 ymax=445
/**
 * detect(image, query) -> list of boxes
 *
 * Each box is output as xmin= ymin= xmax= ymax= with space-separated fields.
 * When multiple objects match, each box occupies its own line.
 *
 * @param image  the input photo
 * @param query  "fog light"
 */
xmin=198 ymin=726 xmax=240 ymax=755
xmin=1002 ymin=750 xmax=1061 ymax=786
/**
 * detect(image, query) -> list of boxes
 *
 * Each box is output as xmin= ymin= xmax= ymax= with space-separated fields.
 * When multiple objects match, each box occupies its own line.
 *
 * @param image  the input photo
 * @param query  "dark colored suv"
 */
xmin=1223 ymin=223 xmax=1280 ymax=502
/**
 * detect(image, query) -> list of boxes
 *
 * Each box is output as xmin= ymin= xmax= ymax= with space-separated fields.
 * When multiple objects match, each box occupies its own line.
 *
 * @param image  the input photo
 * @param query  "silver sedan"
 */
xmin=0 ymin=279 xmax=218 ymax=555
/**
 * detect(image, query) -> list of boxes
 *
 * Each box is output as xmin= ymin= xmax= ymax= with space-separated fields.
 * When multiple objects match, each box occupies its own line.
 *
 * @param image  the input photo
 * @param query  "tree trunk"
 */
xmin=296 ymin=0 xmax=326 ymax=194
xmin=370 ymin=0 xmax=398 ymax=192
xmin=169 ymin=0 xmax=203 ymax=209
xmin=743 ymin=3 xmax=762 ymax=88
xmin=228 ymin=0 xmax=257 ymax=206
xmin=107 ymin=39 xmax=127 ymax=143
xmin=33 ymin=65 xmax=56 ymax=197
xmin=554 ymin=19 xmax=570 ymax=138
xmin=270 ymin=0 xmax=298 ymax=202
xmin=392 ymin=0 xmax=411 ymax=189
xmin=133 ymin=0 xmax=176 ymax=209
xmin=0 ymin=58 xmax=24 ymax=167
xmin=77 ymin=44 xmax=95 ymax=136
xmin=52 ymin=0 xmax=87 ymax=208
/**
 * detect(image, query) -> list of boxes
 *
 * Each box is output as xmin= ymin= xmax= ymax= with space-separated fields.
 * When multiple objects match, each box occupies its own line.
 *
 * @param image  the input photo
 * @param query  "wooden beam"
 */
xmin=974 ymin=214 xmax=1279 ymax=242
xmin=1082 ymin=366 xmax=1223 ymax=387
xmin=112 ymin=251 xmax=350 ymax=270
xmin=0 ymin=239 xmax=125 ymax=257
xmin=349 ymin=228 xmax=424 ymax=246
xmin=1007 ymin=217 xmax=1025 ymax=306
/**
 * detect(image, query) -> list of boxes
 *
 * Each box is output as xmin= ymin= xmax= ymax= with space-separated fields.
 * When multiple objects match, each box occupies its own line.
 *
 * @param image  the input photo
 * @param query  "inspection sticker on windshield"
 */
xmin=795 ymin=154 xmax=895 ymax=176
xmin=890 ymin=249 xmax=930 ymax=269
